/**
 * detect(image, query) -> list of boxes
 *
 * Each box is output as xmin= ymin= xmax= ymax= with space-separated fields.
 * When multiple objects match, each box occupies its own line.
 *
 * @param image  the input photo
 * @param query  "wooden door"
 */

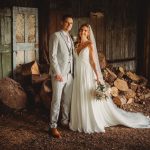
xmin=0 ymin=8 xmax=12 ymax=79
xmin=13 ymin=7 xmax=38 ymax=70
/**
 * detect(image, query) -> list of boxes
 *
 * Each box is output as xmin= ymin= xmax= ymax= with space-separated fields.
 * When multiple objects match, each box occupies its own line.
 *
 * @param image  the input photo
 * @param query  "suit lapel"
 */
xmin=60 ymin=31 xmax=71 ymax=50
xmin=60 ymin=31 xmax=73 ymax=51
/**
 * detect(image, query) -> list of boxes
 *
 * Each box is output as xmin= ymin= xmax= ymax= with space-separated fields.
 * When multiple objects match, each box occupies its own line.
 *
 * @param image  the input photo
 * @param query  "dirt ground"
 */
xmin=0 ymin=98 xmax=150 ymax=150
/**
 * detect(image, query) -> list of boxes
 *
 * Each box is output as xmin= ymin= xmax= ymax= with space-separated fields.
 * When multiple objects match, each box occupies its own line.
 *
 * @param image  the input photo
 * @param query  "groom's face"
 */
xmin=62 ymin=17 xmax=73 ymax=32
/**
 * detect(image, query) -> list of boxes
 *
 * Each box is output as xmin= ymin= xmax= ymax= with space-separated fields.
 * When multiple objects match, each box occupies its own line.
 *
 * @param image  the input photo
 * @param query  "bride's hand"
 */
xmin=96 ymin=77 xmax=101 ymax=84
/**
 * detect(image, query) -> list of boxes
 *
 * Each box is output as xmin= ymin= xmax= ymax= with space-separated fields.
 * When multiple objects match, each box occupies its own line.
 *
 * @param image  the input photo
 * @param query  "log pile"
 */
xmin=0 ymin=56 xmax=149 ymax=111
xmin=0 ymin=61 xmax=51 ymax=110
xmin=102 ymin=66 xmax=150 ymax=107
xmin=14 ymin=61 xmax=50 ymax=107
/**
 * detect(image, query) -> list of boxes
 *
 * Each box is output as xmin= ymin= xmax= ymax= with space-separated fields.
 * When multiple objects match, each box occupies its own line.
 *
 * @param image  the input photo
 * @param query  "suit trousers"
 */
xmin=50 ymin=73 xmax=73 ymax=128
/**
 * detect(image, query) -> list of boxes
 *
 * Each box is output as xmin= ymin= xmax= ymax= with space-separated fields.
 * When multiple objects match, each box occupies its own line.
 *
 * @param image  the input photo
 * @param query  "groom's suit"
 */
xmin=49 ymin=30 xmax=74 ymax=128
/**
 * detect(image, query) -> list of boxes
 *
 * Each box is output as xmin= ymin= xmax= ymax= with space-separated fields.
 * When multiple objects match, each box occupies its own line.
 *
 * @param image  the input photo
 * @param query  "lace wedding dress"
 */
xmin=69 ymin=46 xmax=150 ymax=133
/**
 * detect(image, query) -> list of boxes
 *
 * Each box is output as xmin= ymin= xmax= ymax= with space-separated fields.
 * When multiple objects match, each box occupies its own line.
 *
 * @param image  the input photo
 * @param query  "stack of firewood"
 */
xmin=102 ymin=66 xmax=150 ymax=107
xmin=14 ymin=61 xmax=51 ymax=107
xmin=1 ymin=56 xmax=149 ymax=110
xmin=0 ymin=61 xmax=51 ymax=110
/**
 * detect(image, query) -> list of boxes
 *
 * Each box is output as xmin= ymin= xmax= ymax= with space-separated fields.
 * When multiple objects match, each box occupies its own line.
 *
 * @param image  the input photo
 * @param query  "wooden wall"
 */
xmin=40 ymin=0 xmax=139 ymax=71
xmin=52 ymin=0 xmax=149 ymax=72
xmin=137 ymin=0 xmax=150 ymax=83
xmin=0 ymin=0 xmax=149 ymax=82
xmin=0 ymin=8 xmax=12 ymax=78
xmin=145 ymin=1 xmax=150 ymax=83
xmin=104 ymin=0 xmax=138 ymax=71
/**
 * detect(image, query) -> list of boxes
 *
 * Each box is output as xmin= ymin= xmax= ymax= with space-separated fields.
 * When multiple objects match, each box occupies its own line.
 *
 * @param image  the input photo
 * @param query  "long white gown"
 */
xmin=69 ymin=46 xmax=150 ymax=133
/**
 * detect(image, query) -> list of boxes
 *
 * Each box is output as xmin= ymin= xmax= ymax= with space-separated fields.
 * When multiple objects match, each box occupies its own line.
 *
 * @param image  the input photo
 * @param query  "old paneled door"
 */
xmin=0 ymin=8 xmax=12 ymax=79
xmin=13 ymin=7 xmax=38 ymax=70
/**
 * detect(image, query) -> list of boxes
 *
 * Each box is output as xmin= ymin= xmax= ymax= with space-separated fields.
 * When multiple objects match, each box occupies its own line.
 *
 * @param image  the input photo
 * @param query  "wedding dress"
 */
xmin=69 ymin=46 xmax=150 ymax=133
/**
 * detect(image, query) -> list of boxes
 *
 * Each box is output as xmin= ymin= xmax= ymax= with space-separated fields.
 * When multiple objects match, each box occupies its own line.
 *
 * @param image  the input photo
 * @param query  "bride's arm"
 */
xmin=89 ymin=43 xmax=100 ymax=83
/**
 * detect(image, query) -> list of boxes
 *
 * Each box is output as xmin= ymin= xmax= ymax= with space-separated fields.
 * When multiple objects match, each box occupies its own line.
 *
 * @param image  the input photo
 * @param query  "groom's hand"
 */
xmin=55 ymin=74 xmax=63 ymax=82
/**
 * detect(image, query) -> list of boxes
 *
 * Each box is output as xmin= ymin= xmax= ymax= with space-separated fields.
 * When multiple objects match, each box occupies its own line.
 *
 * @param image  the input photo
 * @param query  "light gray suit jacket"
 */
xmin=49 ymin=30 xmax=74 ymax=76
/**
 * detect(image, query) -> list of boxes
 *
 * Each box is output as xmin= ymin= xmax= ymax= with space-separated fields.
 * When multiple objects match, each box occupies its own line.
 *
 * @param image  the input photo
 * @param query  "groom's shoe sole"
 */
xmin=49 ymin=128 xmax=62 ymax=138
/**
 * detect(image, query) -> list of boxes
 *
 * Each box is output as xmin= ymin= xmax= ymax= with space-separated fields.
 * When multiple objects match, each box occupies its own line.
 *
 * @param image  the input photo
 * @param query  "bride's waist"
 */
xmin=76 ymin=60 xmax=92 ymax=68
xmin=77 ymin=59 xmax=90 ymax=64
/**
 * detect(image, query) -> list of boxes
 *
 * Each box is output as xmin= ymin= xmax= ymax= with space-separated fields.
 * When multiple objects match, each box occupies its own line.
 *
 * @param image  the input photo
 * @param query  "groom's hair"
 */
xmin=62 ymin=14 xmax=73 ymax=22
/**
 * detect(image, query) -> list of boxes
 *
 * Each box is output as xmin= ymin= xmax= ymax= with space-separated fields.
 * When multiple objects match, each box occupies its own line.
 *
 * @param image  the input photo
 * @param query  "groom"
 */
xmin=49 ymin=15 xmax=74 ymax=138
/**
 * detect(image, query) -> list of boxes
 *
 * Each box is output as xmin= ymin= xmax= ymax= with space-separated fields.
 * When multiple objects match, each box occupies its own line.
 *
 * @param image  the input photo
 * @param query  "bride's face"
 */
xmin=79 ymin=26 xmax=89 ymax=39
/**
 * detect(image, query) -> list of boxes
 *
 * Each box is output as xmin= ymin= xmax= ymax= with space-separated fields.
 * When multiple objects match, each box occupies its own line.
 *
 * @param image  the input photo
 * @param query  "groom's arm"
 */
xmin=49 ymin=34 xmax=61 ymax=76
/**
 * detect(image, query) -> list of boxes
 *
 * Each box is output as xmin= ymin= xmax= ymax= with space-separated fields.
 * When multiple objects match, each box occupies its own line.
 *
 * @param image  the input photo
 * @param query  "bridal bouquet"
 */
xmin=95 ymin=83 xmax=110 ymax=101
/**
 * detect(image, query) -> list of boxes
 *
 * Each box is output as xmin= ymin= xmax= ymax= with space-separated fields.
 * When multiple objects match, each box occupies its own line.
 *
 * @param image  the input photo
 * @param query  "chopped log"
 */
xmin=40 ymin=79 xmax=52 ymax=109
xmin=136 ymin=85 xmax=148 ymax=100
xmin=139 ymin=93 xmax=150 ymax=100
xmin=0 ymin=78 xmax=27 ymax=109
xmin=120 ymin=96 xmax=127 ymax=105
xmin=144 ymin=93 xmax=150 ymax=99
xmin=14 ymin=61 xmax=39 ymax=86
xmin=113 ymin=97 xmax=121 ymax=107
xmin=127 ymin=98 xmax=134 ymax=104
xmin=119 ymin=67 xmax=125 ymax=74
xmin=117 ymin=67 xmax=125 ymax=78
xmin=130 ymin=82 xmax=138 ymax=91
xmin=124 ymin=89 xmax=136 ymax=100
xmin=114 ymin=78 xmax=129 ymax=91
xmin=136 ymin=90 xmax=144 ymax=99
xmin=126 ymin=71 xmax=140 ymax=81
xmin=105 ymin=68 xmax=117 ymax=83
xmin=17 ymin=61 xmax=34 ymax=76
xmin=113 ymin=96 xmax=127 ymax=107
xmin=31 ymin=61 xmax=40 ymax=75
xmin=139 ymin=95 xmax=145 ymax=100
xmin=110 ymin=86 xmax=119 ymax=97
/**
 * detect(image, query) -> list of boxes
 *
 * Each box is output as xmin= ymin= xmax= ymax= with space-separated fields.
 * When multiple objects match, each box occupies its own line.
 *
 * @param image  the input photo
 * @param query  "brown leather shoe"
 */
xmin=50 ymin=128 xmax=61 ymax=138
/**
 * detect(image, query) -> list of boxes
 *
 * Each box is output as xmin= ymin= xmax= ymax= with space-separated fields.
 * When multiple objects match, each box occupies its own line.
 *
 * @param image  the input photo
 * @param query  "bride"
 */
xmin=69 ymin=23 xmax=150 ymax=133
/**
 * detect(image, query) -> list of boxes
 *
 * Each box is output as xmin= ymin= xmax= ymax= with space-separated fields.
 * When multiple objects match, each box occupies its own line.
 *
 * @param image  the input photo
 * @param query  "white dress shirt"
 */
xmin=62 ymin=30 xmax=72 ymax=49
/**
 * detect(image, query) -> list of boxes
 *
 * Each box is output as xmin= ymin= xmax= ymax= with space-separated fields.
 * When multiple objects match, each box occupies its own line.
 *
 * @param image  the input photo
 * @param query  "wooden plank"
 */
xmin=0 ymin=54 xmax=2 ymax=78
xmin=2 ymin=52 xmax=11 ymax=77
xmin=0 ymin=8 xmax=12 ymax=79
